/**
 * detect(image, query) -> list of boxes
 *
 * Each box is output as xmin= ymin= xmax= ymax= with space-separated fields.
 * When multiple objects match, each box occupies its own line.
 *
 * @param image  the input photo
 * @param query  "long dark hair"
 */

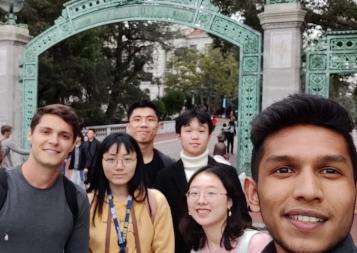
xmin=87 ymin=133 xmax=147 ymax=225
xmin=179 ymin=165 xmax=252 ymax=250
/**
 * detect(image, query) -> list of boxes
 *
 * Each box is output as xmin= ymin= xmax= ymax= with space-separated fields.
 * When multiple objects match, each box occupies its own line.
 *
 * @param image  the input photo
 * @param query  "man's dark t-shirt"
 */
xmin=144 ymin=149 xmax=164 ymax=188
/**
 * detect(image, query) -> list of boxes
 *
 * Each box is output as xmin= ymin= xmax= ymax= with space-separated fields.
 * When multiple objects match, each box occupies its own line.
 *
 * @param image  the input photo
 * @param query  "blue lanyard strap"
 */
xmin=107 ymin=191 xmax=133 ymax=253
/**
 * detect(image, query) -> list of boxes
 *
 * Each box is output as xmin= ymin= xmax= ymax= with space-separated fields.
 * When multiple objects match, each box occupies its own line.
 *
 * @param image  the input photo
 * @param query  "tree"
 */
xmin=161 ymin=89 xmax=185 ymax=116
xmin=330 ymin=74 xmax=357 ymax=120
xmin=99 ymin=22 xmax=176 ymax=122
xmin=211 ymin=0 xmax=357 ymax=116
xmin=165 ymin=46 xmax=238 ymax=114
xmin=1 ymin=0 xmax=177 ymax=124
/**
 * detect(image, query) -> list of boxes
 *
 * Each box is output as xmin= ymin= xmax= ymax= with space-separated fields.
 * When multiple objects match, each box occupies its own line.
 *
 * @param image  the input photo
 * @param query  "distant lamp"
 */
xmin=0 ymin=0 xmax=24 ymax=25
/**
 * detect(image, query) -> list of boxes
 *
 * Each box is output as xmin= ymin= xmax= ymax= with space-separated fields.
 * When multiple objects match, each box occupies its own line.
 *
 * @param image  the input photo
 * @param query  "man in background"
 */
xmin=213 ymin=142 xmax=230 ymax=165
xmin=82 ymin=128 xmax=100 ymax=182
xmin=127 ymin=100 xmax=174 ymax=187
xmin=0 ymin=125 xmax=29 ymax=168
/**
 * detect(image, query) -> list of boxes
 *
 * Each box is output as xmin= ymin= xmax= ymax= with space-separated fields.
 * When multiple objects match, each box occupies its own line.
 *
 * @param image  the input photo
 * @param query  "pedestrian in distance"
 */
xmin=82 ymin=128 xmax=101 ymax=183
xmin=245 ymin=94 xmax=357 ymax=253
xmin=213 ymin=142 xmax=230 ymax=165
xmin=126 ymin=100 xmax=174 ymax=187
xmin=180 ymin=165 xmax=271 ymax=252
xmin=0 ymin=104 xmax=90 ymax=253
xmin=87 ymin=132 xmax=174 ymax=253
xmin=224 ymin=120 xmax=236 ymax=154
xmin=0 ymin=125 xmax=29 ymax=169
xmin=68 ymin=134 xmax=86 ymax=189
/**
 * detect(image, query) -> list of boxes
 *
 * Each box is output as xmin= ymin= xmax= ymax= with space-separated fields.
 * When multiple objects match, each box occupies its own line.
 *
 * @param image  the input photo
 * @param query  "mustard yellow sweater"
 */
xmin=89 ymin=189 xmax=174 ymax=253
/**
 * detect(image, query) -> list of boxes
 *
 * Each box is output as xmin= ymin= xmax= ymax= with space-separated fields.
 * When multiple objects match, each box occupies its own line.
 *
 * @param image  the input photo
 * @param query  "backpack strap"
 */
xmin=0 ymin=139 xmax=4 ymax=165
xmin=145 ymin=189 xmax=157 ymax=223
xmin=236 ymin=229 xmax=260 ymax=253
xmin=0 ymin=169 xmax=8 ymax=211
xmin=63 ymin=176 xmax=78 ymax=226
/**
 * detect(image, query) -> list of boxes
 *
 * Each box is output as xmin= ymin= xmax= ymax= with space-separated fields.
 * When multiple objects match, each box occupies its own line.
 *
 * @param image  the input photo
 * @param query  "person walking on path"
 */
xmin=0 ymin=125 xmax=29 ymax=169
xmin=82 ymin=128 xmax=101 ymax=183
xmin=224 ymin=120 xmax=236 ymax=154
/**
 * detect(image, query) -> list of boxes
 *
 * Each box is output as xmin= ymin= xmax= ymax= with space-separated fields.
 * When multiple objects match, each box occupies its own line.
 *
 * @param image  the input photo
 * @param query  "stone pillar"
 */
xmin=0 ymin=24 xmax=31 ymax=154
xmin=258 ymin=2 xmax=306 ymax=108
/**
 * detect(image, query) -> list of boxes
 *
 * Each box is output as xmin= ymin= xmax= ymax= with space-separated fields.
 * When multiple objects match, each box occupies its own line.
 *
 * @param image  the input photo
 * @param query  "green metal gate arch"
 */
xmin=21 ymin=0 xmax=262 ymax=173
xmin=305 ymin=30 xmax=357 ymax=97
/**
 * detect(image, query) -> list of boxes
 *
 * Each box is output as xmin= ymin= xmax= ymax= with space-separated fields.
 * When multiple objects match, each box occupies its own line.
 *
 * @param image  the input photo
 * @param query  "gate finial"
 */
xmin=0 ymin=0 xmax=24 ymax=25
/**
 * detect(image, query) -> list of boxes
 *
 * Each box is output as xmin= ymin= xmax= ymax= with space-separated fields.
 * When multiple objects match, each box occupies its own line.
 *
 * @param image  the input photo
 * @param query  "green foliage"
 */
xmin=330 ymin=74 xmax=357 ymax=120
xmin=152 ymin=99 xmax=166 ymax=119
xmin=161 ymin=89 xmax=185 ymax=116
xmin=2 ymin=0 xmax=176 ymax=125
xmin=165 ymin=46 xmax=238 ymax=114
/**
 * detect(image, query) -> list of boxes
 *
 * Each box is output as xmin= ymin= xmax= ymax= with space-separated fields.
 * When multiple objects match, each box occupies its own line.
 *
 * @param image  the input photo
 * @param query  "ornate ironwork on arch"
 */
xmin=21 ymin=0 xmax=262 ymax=173
xmin=265 ymin=0 xmax=299 ymax=4
xmin=305 ymin=30 xmax=357 ymax=97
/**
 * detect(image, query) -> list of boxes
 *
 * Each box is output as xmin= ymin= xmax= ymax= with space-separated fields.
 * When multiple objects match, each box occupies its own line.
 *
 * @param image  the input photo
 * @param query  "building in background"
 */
xmin=140 ymin=27 xmax=212 ymax=100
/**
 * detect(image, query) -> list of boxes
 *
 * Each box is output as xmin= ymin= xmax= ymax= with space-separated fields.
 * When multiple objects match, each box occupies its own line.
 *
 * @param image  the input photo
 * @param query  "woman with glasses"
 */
xmin=179 ymin=165 xmax=271 ymax=252
xmin=87 ymin=133 xmax=174 ymax=253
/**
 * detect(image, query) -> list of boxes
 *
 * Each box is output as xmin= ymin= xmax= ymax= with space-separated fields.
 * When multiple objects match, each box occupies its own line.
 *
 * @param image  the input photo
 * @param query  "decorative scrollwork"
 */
xmin=309 ymin=54 xmax=327 ymax=71
xmin=330 ymin=37 xmax=357 ymax=51
xmin=305 ymin=32 xmax=357 ymax=97
xmin=266 ymin=0 xmax=299 ymax=4
xmin=242 ymin=56 xmax=259 ymax=73
xmin=329 ymin=54 xmax=357 ymax=71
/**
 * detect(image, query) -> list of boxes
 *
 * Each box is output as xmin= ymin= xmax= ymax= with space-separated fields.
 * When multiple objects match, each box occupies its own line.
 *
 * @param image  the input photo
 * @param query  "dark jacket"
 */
xmin=82 ymin=139 xmax=101 ymax=169
xmin=262 ymin=234 xmax=357 ymax=253
xmin=68 ymin=144 xmax=86 ymax=171
xmin=155 ymin=156 xmax=247 ymax=253
xmin=155 ymin=149 xmax=175 ymax=168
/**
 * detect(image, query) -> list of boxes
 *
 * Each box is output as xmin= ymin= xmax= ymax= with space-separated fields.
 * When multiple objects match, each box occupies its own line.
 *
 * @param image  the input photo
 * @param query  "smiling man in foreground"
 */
xmin=245 ymin=94 xmax=357 ymax=253
xmin=0 ymin=104 xmax=89 ymax=253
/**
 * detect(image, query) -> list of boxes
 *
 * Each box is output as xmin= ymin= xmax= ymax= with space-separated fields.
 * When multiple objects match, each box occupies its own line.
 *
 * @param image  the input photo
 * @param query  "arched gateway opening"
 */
xmin=21 ymin=0 xmax=262 ymax=173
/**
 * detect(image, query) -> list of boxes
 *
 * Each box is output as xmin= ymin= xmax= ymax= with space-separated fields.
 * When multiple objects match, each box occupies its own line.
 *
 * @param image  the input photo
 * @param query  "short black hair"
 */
xmin=179 ymin=165 xmax=252 ymax=250
xmin=250 ymin=93 xmax=357 ymax=182
xmin=127 ymin=100 xmax=160 ymax=119
xmin=87 ymin=128 xmax=96 ymax=133
xmin=1 ymin=125 xmax=12 ymax=135
xmin=175 ymin=109 xmax=214 ymax=134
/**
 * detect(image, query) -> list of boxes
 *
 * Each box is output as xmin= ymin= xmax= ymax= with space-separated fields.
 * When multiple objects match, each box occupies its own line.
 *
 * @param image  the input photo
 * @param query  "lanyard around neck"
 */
xmin=107 ymin=191 xmax=133 ymax=253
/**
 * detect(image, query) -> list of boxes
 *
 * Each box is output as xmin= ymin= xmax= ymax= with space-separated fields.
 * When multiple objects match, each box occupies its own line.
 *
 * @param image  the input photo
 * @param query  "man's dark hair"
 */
xmin=127 ymin=100 xmax=160 ymax=119
xmin=1 ymin=125 xmax=12 ymax=135
xmin=213 ymin=142 xmax=227 ymax=156
xmin=250 ymin=93 xmax=357 ymax=182
xmin=30 ymin=104 xmax=81 ymax=142
xmin=87 ymin=128 xmax=96 ymax=134
xmin=175 ymin=109 xmax=214 ymax=134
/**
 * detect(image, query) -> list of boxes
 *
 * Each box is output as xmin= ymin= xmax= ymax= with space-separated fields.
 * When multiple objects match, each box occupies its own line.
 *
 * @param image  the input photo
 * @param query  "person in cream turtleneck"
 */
xmin=155 ymin=109 xmax=247 ymax=253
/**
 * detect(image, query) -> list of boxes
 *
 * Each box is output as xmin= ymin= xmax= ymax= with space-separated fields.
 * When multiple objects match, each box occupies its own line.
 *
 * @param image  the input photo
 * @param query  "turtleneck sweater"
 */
xmin=181 ymin=149 xmax=209 ymax=181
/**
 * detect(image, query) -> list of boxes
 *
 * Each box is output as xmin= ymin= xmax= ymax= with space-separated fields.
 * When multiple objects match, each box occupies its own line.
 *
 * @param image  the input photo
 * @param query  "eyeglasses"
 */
xmin=102 ymin=157 xmax=136 ymax=167
xmin=186 ymin=190 xmax=227 ymax=201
